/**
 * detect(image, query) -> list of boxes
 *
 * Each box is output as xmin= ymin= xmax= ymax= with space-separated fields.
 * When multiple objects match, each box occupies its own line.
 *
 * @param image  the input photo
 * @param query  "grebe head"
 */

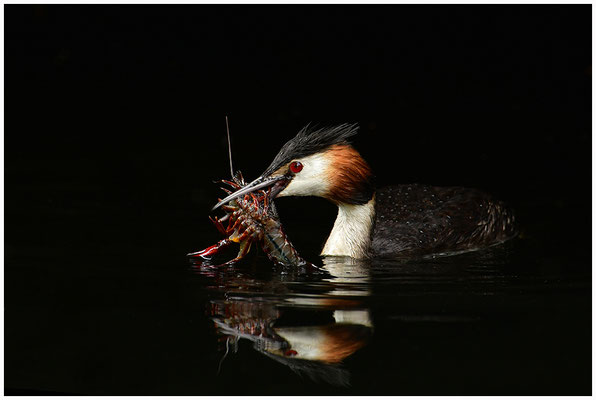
xmin=212 ymin=123 xmax=375 ymax=210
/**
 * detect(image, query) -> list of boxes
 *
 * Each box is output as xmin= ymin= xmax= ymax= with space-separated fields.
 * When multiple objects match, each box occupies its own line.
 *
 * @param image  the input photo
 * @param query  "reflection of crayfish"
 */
xmin=188 ymin=171 xmax=315 ymax=268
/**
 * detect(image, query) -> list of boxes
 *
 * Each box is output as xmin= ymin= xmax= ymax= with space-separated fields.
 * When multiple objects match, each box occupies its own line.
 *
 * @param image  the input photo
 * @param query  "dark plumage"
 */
xmin=262 ymin=123 xmax=359 ymax=177
xmin=371 ymin=184 xmax=518 ymax=258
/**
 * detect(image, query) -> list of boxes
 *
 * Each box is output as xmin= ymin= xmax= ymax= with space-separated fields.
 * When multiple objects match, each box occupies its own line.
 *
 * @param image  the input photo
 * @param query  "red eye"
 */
xmin=289 ymin=161 xmax=303 ymax=173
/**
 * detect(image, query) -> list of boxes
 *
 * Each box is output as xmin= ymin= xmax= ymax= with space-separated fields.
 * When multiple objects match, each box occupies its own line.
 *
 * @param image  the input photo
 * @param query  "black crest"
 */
xmin=262 ymin=123 xmax=359 ymax=177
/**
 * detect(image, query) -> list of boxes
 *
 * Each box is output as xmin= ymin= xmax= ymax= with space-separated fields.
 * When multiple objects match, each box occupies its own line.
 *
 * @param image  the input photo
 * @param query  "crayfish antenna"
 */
xmin=225 ymin=116 xmax=234 ymax=178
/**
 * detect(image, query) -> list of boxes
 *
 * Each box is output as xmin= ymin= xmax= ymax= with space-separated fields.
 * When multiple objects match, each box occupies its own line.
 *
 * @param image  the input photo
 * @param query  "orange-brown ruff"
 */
xmin=317 ymin=324 xmax=371 ymax=363
xmin=326 ymin=145 xmax=374 ymax=205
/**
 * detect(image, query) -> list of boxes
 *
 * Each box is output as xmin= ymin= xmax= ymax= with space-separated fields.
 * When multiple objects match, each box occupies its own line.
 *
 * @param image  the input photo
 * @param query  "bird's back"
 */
xmin=371 ymin=184 xmax=517 ymax=258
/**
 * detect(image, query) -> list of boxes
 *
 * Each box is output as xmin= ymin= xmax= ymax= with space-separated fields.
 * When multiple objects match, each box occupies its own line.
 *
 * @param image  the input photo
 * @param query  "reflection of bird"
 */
xmin=211 ymin=300 xmax=372 ymax=387
xmin=259 ymin=323 xmax=371 ymax=387
xmin=206 ymin=257 xmax=373 ymax=387
xmin=264 ymin=322 xmax=372 ymax=363
xmin=213 ymin=124 xmax=517 ymax=258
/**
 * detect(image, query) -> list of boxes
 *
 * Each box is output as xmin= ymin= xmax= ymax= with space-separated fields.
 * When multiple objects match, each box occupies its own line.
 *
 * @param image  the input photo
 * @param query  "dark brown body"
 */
xmin=371 ymin=185 xmax=517 ymax=258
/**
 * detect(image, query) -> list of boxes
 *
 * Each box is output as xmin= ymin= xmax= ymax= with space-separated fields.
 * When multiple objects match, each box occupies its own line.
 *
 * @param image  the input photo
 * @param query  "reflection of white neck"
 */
xmin=321 ymin=196 xmax=376 ymax=258
xmin=334 ymin=309 xmax=373 ymax=328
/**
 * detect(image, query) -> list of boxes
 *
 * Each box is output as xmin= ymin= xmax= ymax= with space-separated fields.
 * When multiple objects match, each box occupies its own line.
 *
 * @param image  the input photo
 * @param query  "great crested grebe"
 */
xmin=212 ymin=124 xmax=517 ymax=259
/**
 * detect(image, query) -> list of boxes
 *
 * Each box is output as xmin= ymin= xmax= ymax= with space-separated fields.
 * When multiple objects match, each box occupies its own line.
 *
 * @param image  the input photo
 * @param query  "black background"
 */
xmin=5 ymin=5 xmax=591 ymax=395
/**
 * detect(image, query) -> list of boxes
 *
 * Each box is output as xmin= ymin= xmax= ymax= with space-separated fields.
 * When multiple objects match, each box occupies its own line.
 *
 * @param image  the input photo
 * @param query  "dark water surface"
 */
xmin=5 ymin=173 xmax=591 ymax=395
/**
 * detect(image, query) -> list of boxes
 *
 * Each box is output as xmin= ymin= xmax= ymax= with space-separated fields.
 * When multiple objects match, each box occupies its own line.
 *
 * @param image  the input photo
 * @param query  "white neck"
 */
xmin=321 ymin=196 xmax=376 ymax=259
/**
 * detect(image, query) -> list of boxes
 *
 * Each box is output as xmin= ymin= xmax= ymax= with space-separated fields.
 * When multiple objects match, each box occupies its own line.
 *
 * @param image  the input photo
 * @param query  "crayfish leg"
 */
xmin=228 ymin=216 xmax=244 ymax=236
xmin=229 ymin=224 xmax=254 ymax=243
xmin=223 ymin=238 xmax=253 ymax=265
xmin=250 ymin=193 xmax=259 ymax=209
xmin=187 ymin=239 xmax=232 ymax=259
xmin=233 ymin=171 xmax=245 ymax=186
xmin=210 ymin=216 xmax=228 ymax=236
xmin=221 ymin=179 xmax=239 ymax=189
xmin=262 ymin=193 xmax=269 ymax=213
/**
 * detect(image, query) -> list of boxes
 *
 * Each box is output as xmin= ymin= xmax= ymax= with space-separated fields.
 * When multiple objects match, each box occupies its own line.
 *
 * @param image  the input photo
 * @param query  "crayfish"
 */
xmin=188 ymin=171 xmax=315 ymax=268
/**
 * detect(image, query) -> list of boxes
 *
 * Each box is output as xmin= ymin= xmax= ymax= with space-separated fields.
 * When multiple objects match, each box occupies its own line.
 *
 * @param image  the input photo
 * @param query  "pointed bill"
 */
xmin=211 ymin=175 xmax=287 ymax=211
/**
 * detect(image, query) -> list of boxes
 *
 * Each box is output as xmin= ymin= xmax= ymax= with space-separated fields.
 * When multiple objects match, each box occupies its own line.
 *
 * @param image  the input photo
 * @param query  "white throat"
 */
xmin=321 ymin=196 xmax=376 ymax=259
